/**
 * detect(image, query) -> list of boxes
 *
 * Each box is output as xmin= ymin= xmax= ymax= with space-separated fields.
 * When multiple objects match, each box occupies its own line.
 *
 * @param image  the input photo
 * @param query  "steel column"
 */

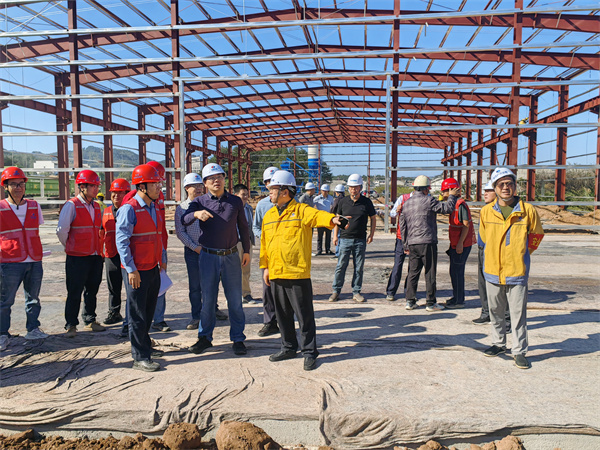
xmin=455 ymin=141 xmax=462 ymax=185
xmin=165 ymin=116 xmax=173 ymax=201
xmin=526 ymin=96 xmax=538 ymax=201
xmin=68 ymin=0 xmax=82 ymax=177
xmin=465 ymin=134 xmax=472 ymax=200
xmin=227 ymin=141 xmax=233 ymax=192
xmin=55 ymin=76 xmax=70 ymax=200
xmin=507 ymin=0 xmax=523 ymax=168
xmin=138 ymin=108 xmax=146 ymax=164
xmin=391 ymin=0 xmax=400 ymax=202
xmin=171 ymin=0 xmax=182 ymax=201
xmin=476 ymin=130 xmax=484 ymax=201
xmin=103 ymin=99 xmax=113 ymax=193
xmin=555 ymin=85 xmax=568 ymax=203
xmin=202 ymin=134 xmax=209 ymax=167
xmin=237 ymin=145 xmax=242 ymax=184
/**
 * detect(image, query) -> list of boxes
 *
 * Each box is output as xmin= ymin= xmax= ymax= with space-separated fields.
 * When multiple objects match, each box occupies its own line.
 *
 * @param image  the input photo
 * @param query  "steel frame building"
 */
xmin=0 ymin=0 xmax=598 ymax=210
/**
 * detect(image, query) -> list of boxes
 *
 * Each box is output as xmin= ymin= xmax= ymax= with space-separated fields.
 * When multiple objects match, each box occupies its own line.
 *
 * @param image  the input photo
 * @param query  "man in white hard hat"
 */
xmin=252 ymin=166 xmax=280 ymax=337
xmin=399 ymin=175 xmax=459 ymax=311
xmin=261 ymin=170 xmax=345 ymax=371
xmin=182 ymin=163 xmax=251 ymax=357
xmin=298 ymin=182 xmax=316 ymax=207
xmin=312 ymin=184 xmax=334 ymax=256
xmin=329 ymin=174 xmax=377 ymax=303
xmin=174 ymin=173 xmax=205 ymax=330
xmin=473 ymin=181 xmax=510 ymax=329
xmin=479 ymin=167 xmax=544 ymax=369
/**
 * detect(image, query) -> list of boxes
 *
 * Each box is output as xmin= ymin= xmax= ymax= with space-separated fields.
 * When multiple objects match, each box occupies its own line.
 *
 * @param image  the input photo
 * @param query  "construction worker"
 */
xmin=95 ymin=192 xmax=107 ymax=212
xmin=384 ymin=190 xmax=413 ymax=301
xmin=115 ymin=164 xmax=166 ymax=372
xmin=298 ymin=181 xmax=316 ymax=207
xmin=252 ymin=166 xmax=280 ymax=337
xmin=123 ymin=160 xmax=172 ymax=331
xmin=0 ymin=167 xmax=48 ymax=351
xmin=330 ymin=184 xmax=346 ymax=259
xmin=399 ymin=175 xmax=459 ymax=311
xmin=312 ymin=184 xmax=334 ymax=256
xmin=330 ymin=174 xmax=377 ymax=303
xmin=441 ymin=178 xmax=476 ymax=309
xmin=182 ymin=163 xmax=250 ymax=357
xmin=100 ymin=178 xmax=130 ymax=325
xmin=234 ymin=183 xmax=256 ymax=304
xmin=56 ymin=169 xmax=106 ymax=336
xmin=261 ymin=170 xmax=345 ymax=371
xmin=174 ymin=173 xmax=205 ymax=330
xmin=473 ymin=181 xmax=510 ymax=328
xmin=479 ymin=167 xmax=544 ymax=369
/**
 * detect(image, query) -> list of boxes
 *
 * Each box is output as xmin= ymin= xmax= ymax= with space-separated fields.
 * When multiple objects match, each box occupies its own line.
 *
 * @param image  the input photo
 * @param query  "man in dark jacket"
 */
xmin=399 ymin=175 xmax=459 ymax=311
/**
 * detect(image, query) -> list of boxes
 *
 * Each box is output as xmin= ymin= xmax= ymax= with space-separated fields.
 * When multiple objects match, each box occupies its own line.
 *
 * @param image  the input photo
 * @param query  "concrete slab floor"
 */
xmin=0 ymin=223 xmax=598 ymax=449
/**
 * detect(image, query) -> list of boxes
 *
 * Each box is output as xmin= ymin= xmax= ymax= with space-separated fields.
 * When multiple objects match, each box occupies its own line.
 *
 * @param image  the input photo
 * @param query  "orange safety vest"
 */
xmin=395 ymin=193 xmax=412 ymax=240
xmin=449 ymin=198 xmax=476 ymax=248
xmin=65 ymin=197 xmax=102 ymax=256
xmin=124 ymin=189 xmax=168 ymax=250
xmin=126 ymin=198 xmax=163 ymax=271
xmin=0 ymin=199 xmax=43 ymax=263
xmin=101 ymin=207 xmax=118 ymax=258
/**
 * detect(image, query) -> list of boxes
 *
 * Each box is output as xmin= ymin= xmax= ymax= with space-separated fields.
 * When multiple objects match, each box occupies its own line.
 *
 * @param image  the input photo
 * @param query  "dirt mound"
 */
xmin=215 ymin=421 xmax=280 ymax=449
xmin=534 ymin=206 xmax=598 ymax=226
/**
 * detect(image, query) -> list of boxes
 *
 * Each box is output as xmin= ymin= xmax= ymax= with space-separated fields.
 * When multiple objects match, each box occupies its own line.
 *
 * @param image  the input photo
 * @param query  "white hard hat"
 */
xmin=483 ymin=181 xmax=494 ymax=191
xmin=270 ymin=170 xmax=296 ymax=188
xmin=334 ymin=184 xmax=345 ymax=193
xmin=183 ymin=173 xmax=203 ymax=188
xmin=347 ymin=174 xmax=363 ymax=187
xmin=263 ymin=166 xmax=278 ymax=182
xmin=201 ymin=163 xmax=225 ymax=180
xmin=305 ymin=182 xmax=316 ymax=190
xmin=413 ymin=175 xmax=431 ymax=187
xmin=490 ymin=167 xmax=516 ymax=187
xmin=321 ymin=184 xmax=330 ymax=191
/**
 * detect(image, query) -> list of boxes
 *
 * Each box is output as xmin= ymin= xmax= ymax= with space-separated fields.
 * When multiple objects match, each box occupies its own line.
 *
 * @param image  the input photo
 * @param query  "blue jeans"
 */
xmin=1 ymin=262 xmax=43 ymax=335
xmin=184 ymin=247 xmax=203 ymax=320
xmin=198 ymin=250 xmax=245 ymax=342
xmin=448 ymin=246 xmax=472 ymax=304
xmin=332 ymin=238 xmax=366 ymax=295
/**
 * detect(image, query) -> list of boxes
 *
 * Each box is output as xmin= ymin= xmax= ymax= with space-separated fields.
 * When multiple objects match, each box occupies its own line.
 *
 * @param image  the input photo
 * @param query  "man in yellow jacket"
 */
xmin=261 ymin=170 xmax=345 ymax=371
xmin=478 ymin=167 xmax=544 ymax=369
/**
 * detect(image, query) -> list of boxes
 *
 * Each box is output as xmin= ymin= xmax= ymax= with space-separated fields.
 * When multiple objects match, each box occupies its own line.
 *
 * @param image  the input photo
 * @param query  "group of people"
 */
xmin=0 ymin=162 xmax=543 ymax=371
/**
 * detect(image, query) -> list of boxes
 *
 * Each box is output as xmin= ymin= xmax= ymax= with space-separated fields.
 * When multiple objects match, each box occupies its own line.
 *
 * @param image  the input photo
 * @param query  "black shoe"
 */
xmin=118 ymin=326 xmax=129 ymax=338
xmin=132 ymin=359 xmax=160 ymax=372
xmin=233 ymin=341 xmax=247 ymax=355
xmin=151 ymin=349 xmax=164 ymax=358
xmin=326 ymin=250 xmax=335 ymax=255
xmin=152 ymin=321 xmax=171 ymax=332
xmin=215 ymin=308 xmax=228 ymax=321
xmin=104 ymin=313 xmax=123 ymax=325
xmin=242 ymin=295 xmax=253 ymax=304
xmin=257 ymin=322 xmax=280 ymax=337
xmin=472 ymin=316 xmax=490 ymax=325
xmin=484 ymin=345 xmax=507 ymax=357
xmin=514 ymin=354 xmax=531 ymax=369
xmin=304 ymin=355 xmax=317 ymax=371
xmin=269 ymin=350 xmax=297 ymax=362
xmin=189 ymin=337 xmax=213 ymax=354
xmin=445 ymin=303 xmax=465 ymax=309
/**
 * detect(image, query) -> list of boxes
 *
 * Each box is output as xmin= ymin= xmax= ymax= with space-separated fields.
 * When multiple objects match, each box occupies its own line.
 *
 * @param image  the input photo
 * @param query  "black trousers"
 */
xmin=316 ymin=227 xmax=332 ymax=253
xmin=261 ymin=269 xmax=276 ymax=324
xmin=404 ymin=243 xmax=438 ymax=305
xmin=105 ymin=253 xmax=123 ymax=315
xmin=271 ymin=278 xmax=318 ymax=357
xmin=124 ymin=266 xmax=160 ymax=361
xmin=65 ymin=254 xmax=104 ymax=328
xmin=386 ymin=239 xmax=406 ymax=296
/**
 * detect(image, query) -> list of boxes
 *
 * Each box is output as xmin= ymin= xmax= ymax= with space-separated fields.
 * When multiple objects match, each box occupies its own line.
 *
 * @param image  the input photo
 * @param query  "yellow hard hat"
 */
xmin=97 ymin=192 xmax=104 ymax=198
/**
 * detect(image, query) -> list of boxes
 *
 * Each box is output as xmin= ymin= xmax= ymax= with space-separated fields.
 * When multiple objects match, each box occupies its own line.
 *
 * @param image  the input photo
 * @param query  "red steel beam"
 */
xmin=507 ymin=0 xmax=523 ymax=168
xmin=68 ymin=0 xmax=82 ymax=173
xmin=55 ymin=76 xmax=70 ymax=200
xmin=103 ymin=99 xmax=114 ymax=193
xmin=526 ymin=96 xmax=538 ymax=201
xmin=555 ymin=85 xmax=568 ymax=203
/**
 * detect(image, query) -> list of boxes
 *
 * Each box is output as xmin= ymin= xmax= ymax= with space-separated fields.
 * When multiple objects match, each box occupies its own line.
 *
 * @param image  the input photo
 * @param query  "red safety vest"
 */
xmin=124 ymin=189 xmax=167 ymax=250
xmin=395 ymin=193 xmax=412 ymax=240
xmin=0 ymin=199 xmax=43 ymax=263
xmin=65 ymin=197 xmax=102 ymax=256
xmin=101 ymin=207 xmax=118 ymax=258
xmin=126 ymin=198 xmax=163 ymax=271
xmin=449 ymin=198 xmax=476 ymax=248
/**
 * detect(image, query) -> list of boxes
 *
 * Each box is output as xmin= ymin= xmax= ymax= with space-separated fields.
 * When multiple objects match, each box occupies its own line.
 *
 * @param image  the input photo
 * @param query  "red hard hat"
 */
xmin=1 ymin=166 xmax=28 ymax=184
xmin=132 ymin=164 xmax=160 ymax=185
xmin=75 ymin=169 xmax=101 ymax=186
xmin=441 ymin=178 xmax=460 ymax=191
xmin=110 ymin=178 xmax=131 ymax=192
xmin=147 ymin=161 xmax=165 ymax=180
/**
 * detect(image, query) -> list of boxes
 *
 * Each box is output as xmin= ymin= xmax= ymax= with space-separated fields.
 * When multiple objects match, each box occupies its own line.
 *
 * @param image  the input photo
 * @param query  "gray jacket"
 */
xmin=399 ymin=190 xmax=457 ymax=246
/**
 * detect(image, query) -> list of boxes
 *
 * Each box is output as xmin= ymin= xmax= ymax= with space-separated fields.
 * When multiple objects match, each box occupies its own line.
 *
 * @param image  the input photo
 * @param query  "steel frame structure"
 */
xmin=0 ymin=0 xmax=598 ymax=207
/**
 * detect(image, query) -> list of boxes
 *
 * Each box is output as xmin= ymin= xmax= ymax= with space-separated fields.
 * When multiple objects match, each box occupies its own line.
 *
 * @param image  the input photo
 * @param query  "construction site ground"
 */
xmin=0 ymin=212 xmax=599 ymax=449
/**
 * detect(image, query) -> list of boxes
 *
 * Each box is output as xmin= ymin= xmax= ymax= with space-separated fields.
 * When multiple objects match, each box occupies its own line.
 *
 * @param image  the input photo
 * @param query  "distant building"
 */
xmin=33 ymin=160 xmax=57 ymax=175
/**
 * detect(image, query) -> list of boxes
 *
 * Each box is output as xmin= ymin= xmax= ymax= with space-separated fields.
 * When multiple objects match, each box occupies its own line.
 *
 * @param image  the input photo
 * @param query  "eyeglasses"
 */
xmin=8 ymin=182 xmax=25 ymax=188
xmin=496 ymin=181 xmax=515 ymax=189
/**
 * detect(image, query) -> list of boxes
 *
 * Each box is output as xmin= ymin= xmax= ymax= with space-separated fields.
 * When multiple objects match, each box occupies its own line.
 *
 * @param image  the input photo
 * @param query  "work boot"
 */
xmin=132 ymin=360 xmax=160 ymax=372
xmin=353 ymin=293 xmax=365 ymax=303
xmin=189 ymin=336 xmax=213 ymax=354
xmin=84 ymin=322 xmax=106 ymax=332
xmin=385 ymin=294 xmax=395 ymax=302
xmin=152 ymin=321 xmax=171 ymax=332
xmin=186 ymin=319 xmax=200 ymax=330
xmin=104 ymin=312 xmax=123 ymax=325
xmin=328 ymin=292 xmax=340 ymax=302
xmin=232 ymin=341 xmax=247 ymax=355
xmin=65 ymin=326 xmax=77 ymax=338
xmin=258 ymin=322 xmax=280 ymax=337
xmin=304 ymin=355 xmax=317 ymax=371
xmin=514 ymin=354 xmax=531 ymax=369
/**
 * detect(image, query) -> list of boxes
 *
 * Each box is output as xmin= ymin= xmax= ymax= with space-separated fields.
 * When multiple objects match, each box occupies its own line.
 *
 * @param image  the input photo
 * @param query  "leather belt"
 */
xmin=202 ymin=246 xmax=238 ymax=256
